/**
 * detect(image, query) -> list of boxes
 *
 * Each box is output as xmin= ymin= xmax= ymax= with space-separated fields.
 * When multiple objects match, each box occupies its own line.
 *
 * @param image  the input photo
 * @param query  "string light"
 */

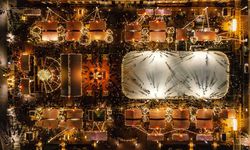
xmin=7 ymin=4 xmax=244 ymax=150
xmin=117 ymin=137 xmax=137 ymax=142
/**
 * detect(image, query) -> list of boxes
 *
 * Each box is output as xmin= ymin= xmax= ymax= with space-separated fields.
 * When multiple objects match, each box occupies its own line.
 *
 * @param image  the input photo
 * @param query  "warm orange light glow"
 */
xmin=189 ymin=141 xmax=194 ymax=150
xmin=82 ymin=54 xmax=110 ymax=96
xmin=212 ymin=142 xmax=218 ymax=148
xmin=158 ymin=142 xmax=162 ymax=148
xmin=21 ymin=16 xmax=27 ymax=21
xmin=233 ymin=118 xmax=237 ymax=131
xmin=231 ymin=19 xmax=237 ymax=32
xmin=22 ymin=52 xmax=30 ymax=55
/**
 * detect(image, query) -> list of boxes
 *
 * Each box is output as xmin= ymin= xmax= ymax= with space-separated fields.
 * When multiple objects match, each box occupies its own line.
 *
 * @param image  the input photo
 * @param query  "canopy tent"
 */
xmin=122 ymin=51 xmax=229 ymax=99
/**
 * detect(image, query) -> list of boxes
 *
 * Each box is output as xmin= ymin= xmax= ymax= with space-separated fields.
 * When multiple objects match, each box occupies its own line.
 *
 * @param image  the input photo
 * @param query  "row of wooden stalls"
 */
xmin=24 ymin=107 xmax=237 ymax=144
xmin=24 ymin=108 xmax=111 ymax=143
xmin=19 ymin=54 xmax=35 ymax=95
xmin=29 ymin=8 xmax=113 ymax=45
xmin=29 ymin=8 xmax=220 ymax=45
xmin=124 ymin=108 xmax=237 ymax=142
xmin=124 ymin=8 xmax=219 ymax=45
xmin=125 ymin=22 xmax=217 ymax=43
xmin=30 ymin=20 xmax=113 ymax=44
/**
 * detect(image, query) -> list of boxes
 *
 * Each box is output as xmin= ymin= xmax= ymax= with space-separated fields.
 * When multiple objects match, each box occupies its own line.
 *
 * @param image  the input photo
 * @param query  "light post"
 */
xmin=232 ymin=118 xmax=238 ymax=150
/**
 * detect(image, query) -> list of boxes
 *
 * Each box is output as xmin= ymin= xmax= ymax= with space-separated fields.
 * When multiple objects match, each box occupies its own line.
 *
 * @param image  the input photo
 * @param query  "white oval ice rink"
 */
xmin=122 ymin=51 xmax=229 ymax=99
